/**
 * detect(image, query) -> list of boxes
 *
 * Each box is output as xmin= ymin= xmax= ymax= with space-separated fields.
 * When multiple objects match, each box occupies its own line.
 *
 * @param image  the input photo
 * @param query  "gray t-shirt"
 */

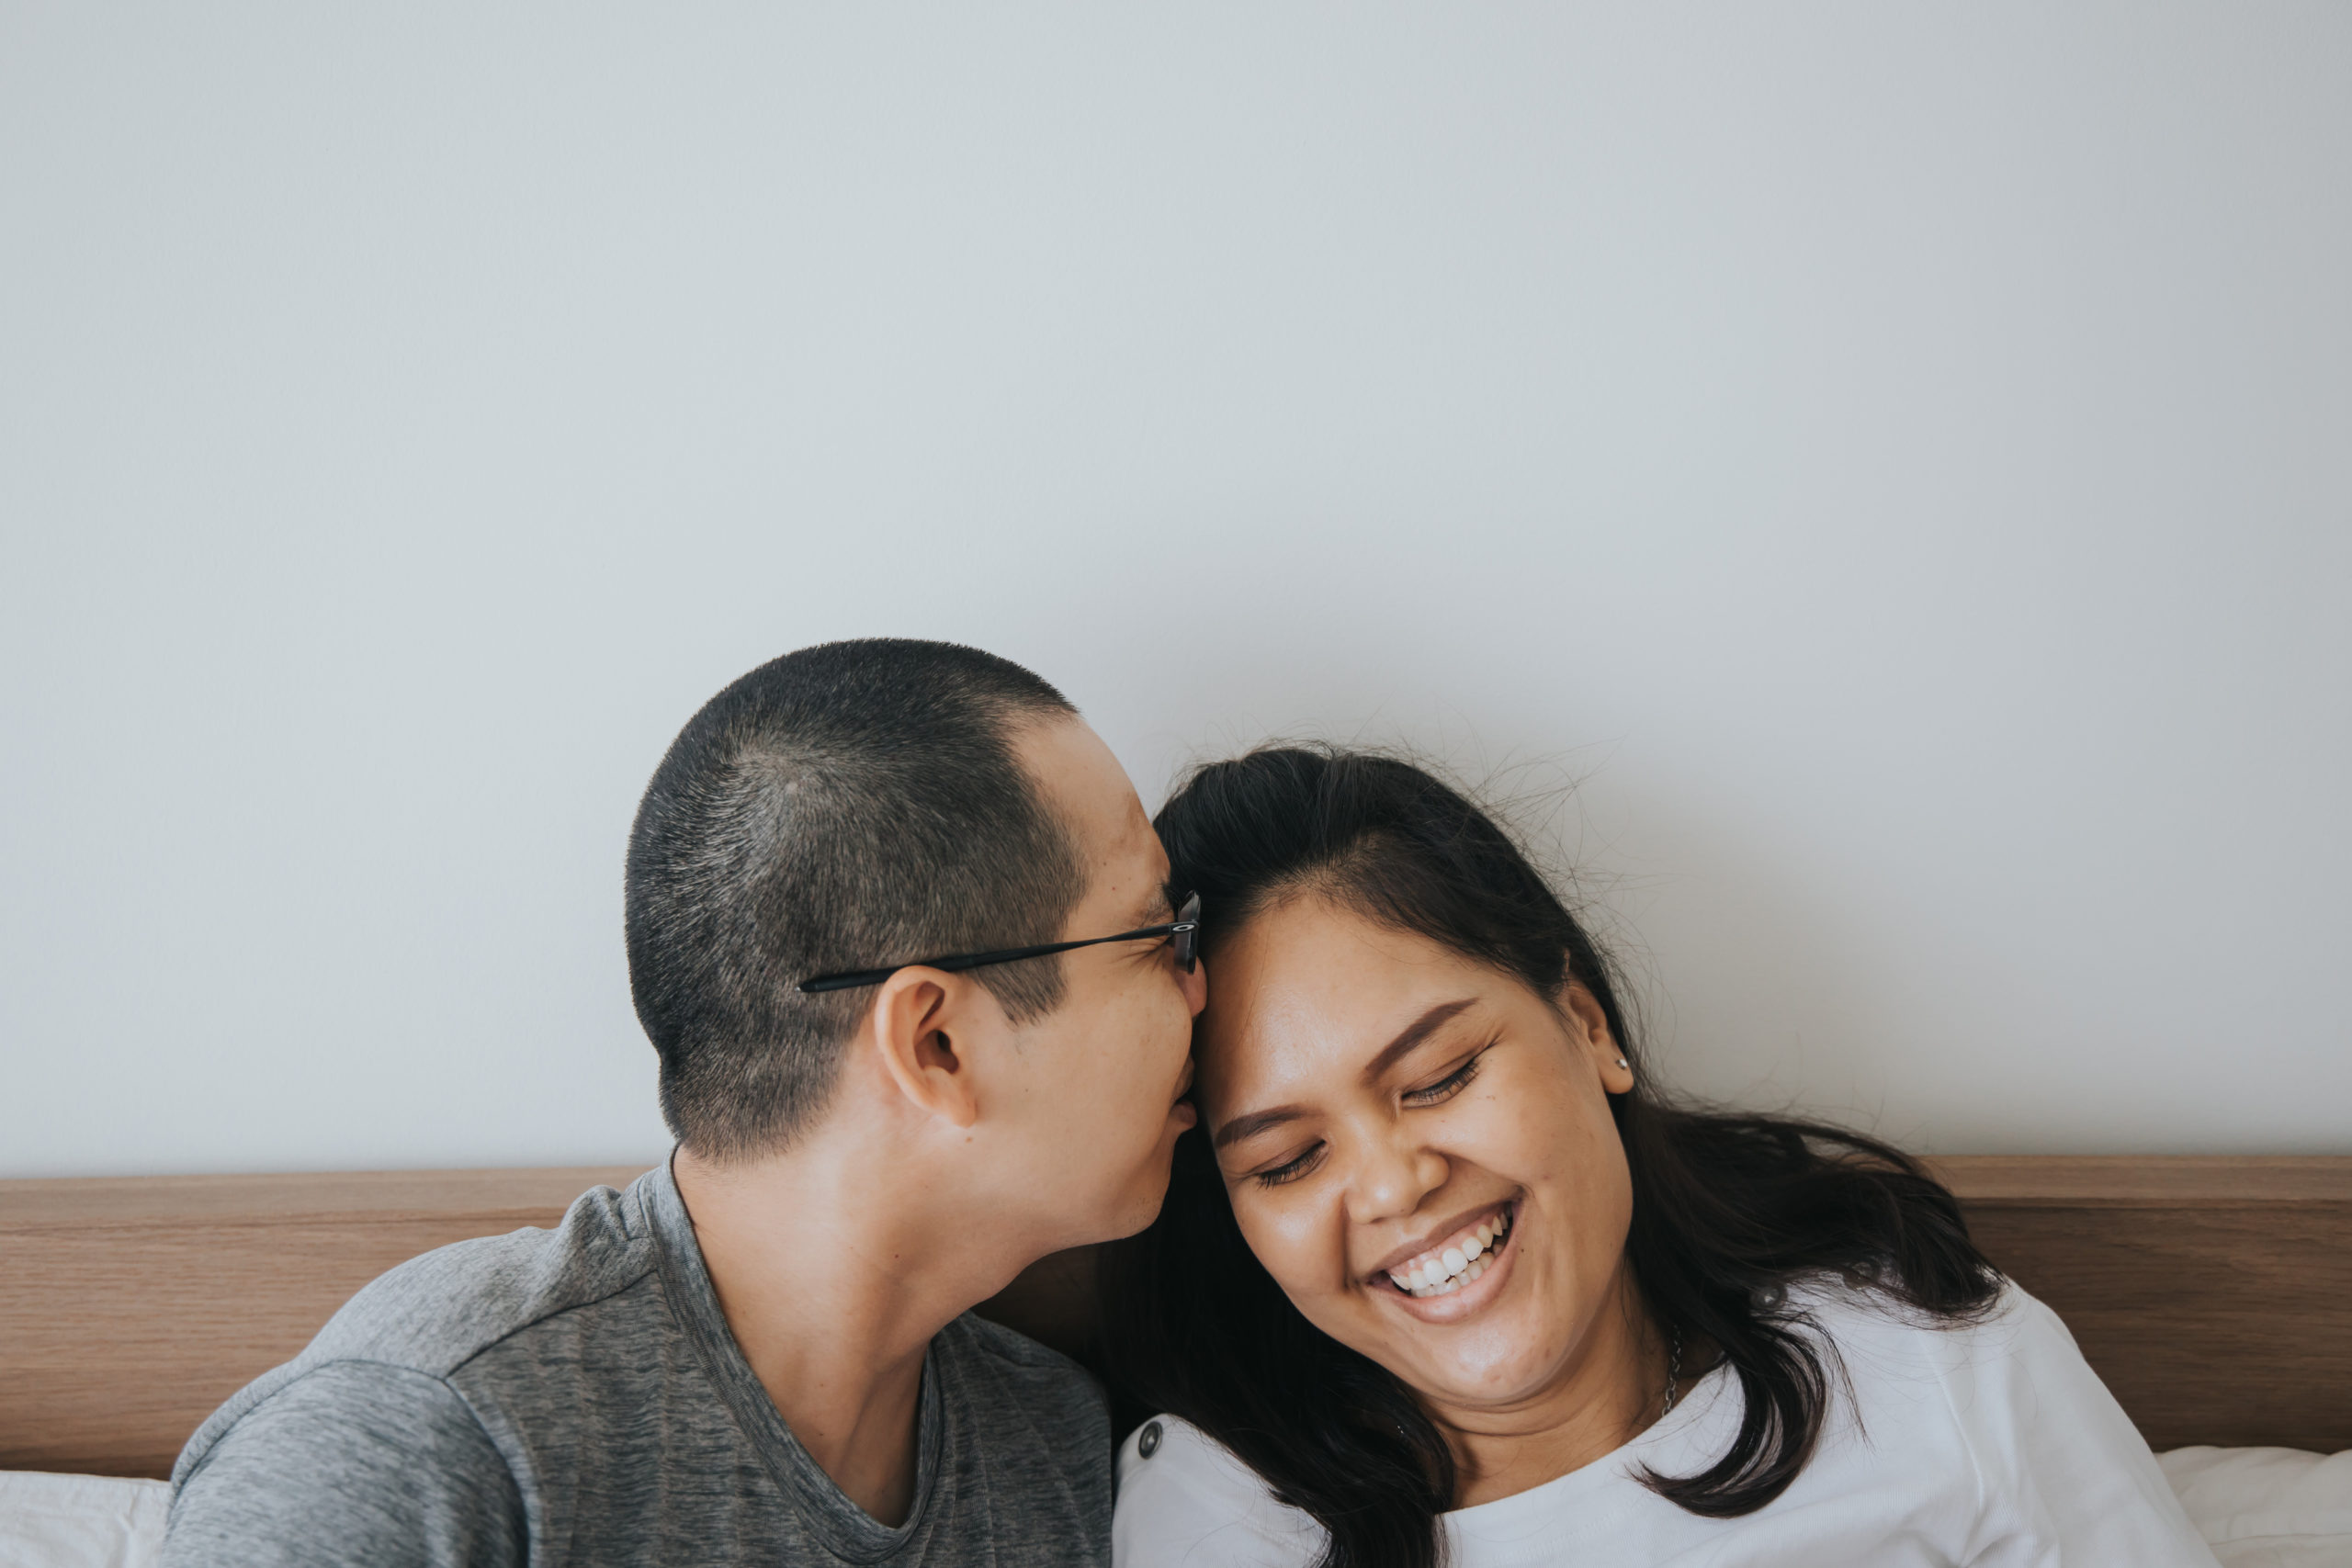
xmin=163 ymin=1163 xmax=1111 ymax=1566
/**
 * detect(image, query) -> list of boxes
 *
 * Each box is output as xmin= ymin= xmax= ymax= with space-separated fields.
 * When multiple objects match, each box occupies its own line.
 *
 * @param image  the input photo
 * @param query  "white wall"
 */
xmin=4 ymin=4 xmax=2347 ymax=1178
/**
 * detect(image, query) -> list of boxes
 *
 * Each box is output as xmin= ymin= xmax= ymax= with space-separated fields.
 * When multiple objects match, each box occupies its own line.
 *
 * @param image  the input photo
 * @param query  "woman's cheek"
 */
xmin=1232 ymin=1190 xmax=1306 ymax=1296
xmin=1450 ymin=1082 xmax=1535 ymax=1175
xmin=1285 ymin=1190 xmax=1351 ymax=1301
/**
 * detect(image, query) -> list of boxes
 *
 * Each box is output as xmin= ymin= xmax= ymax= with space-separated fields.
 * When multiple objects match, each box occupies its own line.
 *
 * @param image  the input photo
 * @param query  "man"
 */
xmin=164 ymin=639 xmax=1205 ymax=1565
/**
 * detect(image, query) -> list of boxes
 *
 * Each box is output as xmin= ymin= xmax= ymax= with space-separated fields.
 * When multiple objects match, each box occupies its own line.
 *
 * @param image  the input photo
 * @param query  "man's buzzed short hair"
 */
xmin=626 ymin=639 xmax=1086 ymax=1159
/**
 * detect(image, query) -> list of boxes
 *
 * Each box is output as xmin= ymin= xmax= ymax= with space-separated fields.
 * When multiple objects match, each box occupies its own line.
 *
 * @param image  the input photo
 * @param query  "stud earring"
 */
xmin=1615 ymin=1056 xmax=1630 ymax=1069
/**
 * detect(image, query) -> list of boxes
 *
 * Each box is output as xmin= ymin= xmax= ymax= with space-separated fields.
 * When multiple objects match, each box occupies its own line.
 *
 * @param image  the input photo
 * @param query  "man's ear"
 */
xmin=1560 ymin=977 xmax=1634 ymax=1095
xmin=869 ymin=967 xmax=986 ymax=1129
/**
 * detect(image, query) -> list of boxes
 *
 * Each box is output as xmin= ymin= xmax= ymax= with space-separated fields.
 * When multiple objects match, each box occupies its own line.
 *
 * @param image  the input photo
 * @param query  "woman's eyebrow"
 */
xmin=1359 ymin=998 xmax=1477 ymax=1085
xmin=1213 ymin=1104 xmax=1307 ymax=1151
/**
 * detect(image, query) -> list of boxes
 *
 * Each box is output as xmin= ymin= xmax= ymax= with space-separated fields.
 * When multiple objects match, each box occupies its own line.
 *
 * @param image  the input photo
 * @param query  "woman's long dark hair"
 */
xmin=1102 ymin=745 xmax=2001 ymax=1568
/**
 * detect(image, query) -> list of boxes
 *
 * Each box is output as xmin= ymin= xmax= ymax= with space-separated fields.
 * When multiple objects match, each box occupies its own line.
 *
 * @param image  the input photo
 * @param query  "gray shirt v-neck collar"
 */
xmin=644 ymin=1157 xmax=946 ymax=1562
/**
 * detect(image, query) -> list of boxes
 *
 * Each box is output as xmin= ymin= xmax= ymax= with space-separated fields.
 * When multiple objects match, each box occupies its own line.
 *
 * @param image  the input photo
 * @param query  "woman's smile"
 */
xmin=1366 ymin=1195 xmax=1522 ymax=1323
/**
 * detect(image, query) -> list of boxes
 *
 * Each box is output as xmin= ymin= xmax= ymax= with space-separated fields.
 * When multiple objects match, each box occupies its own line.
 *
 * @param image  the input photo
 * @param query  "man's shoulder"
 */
xmin=942 ymin=1312 xmax=1103 ymax=1396
xmin=937 ymin=1313 xmax=1112 ymax=1450
xmin=944 ymin=1310 xmax=1084 ymax=1368
xmin=174 ymin=1174 xmax=665 ymax=1484
xmin=164 ymin=1359 xmax=529 ymax=1565
xmin=934 ymin=1313 xmax=1115 ymax=1538
xmin=311 ymin=1177 xmax=663 ymax=1375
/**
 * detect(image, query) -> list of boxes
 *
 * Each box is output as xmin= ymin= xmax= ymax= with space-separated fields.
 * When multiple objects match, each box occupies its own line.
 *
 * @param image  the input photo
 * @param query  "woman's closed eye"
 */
xmin=1251 ymin=1142 xmax=1326 ymax=1188
xmin=1241 ymin=1046 xmax=1495 ymax=1189
xmin=1400 ymin=1044 xmax=1491 ymax=1107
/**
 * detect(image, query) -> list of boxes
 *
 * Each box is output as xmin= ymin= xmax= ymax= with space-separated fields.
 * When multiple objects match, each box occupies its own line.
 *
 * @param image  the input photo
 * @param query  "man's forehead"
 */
xmin=1094 ymin=806 xmax=1170 ymax=917
xmin=1011 ymin=715 xmax=1162 ymax=907
xmin=1014 ymin=715 xmax=1128 ymax=818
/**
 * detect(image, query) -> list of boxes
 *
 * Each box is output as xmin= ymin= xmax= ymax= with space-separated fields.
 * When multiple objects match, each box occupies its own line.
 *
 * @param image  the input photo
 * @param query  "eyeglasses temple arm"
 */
xmin=796 ymin=918 xmax=1196 ymax=994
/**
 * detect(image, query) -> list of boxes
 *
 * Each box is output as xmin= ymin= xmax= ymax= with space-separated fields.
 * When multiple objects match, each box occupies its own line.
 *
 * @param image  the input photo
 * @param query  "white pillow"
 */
xmin=0 ymin=1472 xmax=167 ymax=1568
xmin=2159 ymin=1447 xmax=2352 ymax=1568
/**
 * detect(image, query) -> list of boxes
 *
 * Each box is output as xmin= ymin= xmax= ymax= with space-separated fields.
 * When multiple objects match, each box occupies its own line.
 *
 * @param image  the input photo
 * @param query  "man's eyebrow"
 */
xmin=1359 ymin=999 xmax=1478 ymax=1085
xmin=1213 ymin=1104 xmax=1309 ymax=1151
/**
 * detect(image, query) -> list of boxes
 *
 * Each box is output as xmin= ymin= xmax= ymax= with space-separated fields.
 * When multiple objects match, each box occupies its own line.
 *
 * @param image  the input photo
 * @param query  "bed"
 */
xmin=3 ymin=1156 xmax=2346 ymax=1562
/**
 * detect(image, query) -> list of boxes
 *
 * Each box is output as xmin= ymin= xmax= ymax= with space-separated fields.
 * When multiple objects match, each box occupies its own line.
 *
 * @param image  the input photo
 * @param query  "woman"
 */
xmin=1104 ymin=746 xmax=2213 ymax=1568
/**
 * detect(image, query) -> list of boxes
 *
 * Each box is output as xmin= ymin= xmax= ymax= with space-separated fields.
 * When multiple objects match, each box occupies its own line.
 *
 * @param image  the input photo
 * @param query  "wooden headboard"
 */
xmin=3 ymin=1156 xmax=2346 ymax=1479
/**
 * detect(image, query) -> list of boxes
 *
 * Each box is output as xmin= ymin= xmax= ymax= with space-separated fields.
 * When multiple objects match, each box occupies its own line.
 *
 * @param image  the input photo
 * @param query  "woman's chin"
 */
xmin=1345 ymin=1201 xmax=1585 ymax=1407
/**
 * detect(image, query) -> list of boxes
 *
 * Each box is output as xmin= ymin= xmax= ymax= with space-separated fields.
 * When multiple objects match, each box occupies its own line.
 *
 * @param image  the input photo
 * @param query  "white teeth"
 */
xmin=1388 ymin=1207 xmax=1515 ymax=1300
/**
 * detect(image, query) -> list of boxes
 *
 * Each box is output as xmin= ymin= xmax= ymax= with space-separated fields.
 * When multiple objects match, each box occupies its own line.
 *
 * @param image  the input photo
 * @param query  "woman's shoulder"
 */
xmin=1781 ymin=1272 xmax=2067 ymax=1381
xmin=1697 ymin=1279 xmax=2206 ymax=1559
xmin=1113 ymin=1414 xmax=1324 ymax=1568
xmin=1790 ymin=1279 xmax=2182 ymax=1485
xmin=1115 ymin=1413 xmax=1267 ymax=1502
xmin=1774 ymin=1273 xmax=2084 ymax=1425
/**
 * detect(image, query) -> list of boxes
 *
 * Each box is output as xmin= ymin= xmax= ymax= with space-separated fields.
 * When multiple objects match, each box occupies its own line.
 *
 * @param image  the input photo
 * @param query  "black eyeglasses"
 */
xmin=797 ymin=891 xmax=1202 ymax=994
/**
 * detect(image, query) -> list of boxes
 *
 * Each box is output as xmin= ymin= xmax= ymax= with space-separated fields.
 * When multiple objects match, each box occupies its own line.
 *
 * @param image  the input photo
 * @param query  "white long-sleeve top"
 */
xmin=1114 ymin=1281 xmax=2218 ymax=1567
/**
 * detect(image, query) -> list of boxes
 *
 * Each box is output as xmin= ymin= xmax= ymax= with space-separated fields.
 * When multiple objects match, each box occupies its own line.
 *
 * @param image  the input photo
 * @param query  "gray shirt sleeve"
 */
xmin=164 ymin=1360 xmax=527 ymax=1568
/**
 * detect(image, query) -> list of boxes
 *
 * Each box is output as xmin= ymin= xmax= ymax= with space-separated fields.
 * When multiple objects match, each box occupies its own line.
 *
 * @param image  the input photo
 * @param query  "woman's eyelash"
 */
xmin=1246 ymin=1042 xmax=1493 ymax=1188
xmin=1254 ymin=1143 xmax=1324 ymax=1188
xmin=1403 ymin=1044 xmax=1492 ymax=1104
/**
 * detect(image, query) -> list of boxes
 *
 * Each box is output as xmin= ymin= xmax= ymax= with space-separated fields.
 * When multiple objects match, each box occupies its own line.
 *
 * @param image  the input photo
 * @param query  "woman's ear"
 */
xmin=868 ymin=968 xmax=984 ymax=1129
xmin=1560 ymin=978 xmax=1635 ymax=1096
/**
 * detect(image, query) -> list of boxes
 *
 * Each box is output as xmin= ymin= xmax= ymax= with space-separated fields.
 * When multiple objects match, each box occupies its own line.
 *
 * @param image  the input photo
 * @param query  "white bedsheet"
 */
xmin=0 ymin=1472 xmax=164 ymax=1568
xmin=2159 ymin=1447 xmax=2352 ymax=1568
xmin=2 ymin=1448 xmax=2346 ymax=1568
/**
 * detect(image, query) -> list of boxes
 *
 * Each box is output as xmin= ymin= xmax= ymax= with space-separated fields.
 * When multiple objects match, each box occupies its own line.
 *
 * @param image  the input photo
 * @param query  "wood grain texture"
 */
xmin=1928 ymin=1156 xmax=2352 ymax=1454
xmin=0 ymin=1167 xmax=650 ymax=1478
xmin=3 ymin=1157 xmax=2345 ymax=1478
xmin=1928 ymin=1156 xmax=2352 ymax=1206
